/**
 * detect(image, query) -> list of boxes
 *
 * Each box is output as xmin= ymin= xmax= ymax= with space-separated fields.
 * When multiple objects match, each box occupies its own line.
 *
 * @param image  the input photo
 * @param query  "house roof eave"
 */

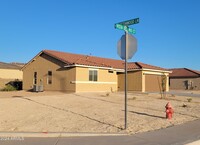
xmin=21 ymin=51 xmax=43 ymax=71
xmin=64 ymin=64 xmax=121 ymax=71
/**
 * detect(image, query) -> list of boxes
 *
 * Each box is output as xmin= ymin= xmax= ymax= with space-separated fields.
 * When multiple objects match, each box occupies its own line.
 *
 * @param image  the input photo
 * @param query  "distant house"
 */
xmin=10 ymin=62 xmax=26 ymax=68
xmin=22 ymin=50 xmax=170 ymax=92
xmin=0 ymin=62 xmax=23 ymax=89
xmin=169 ymin=68 xmax=200 ymax=90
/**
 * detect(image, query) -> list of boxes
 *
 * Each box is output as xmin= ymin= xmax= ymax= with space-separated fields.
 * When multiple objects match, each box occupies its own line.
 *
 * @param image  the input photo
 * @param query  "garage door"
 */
xmin=145 ymin=74 xmax=162 ymax=92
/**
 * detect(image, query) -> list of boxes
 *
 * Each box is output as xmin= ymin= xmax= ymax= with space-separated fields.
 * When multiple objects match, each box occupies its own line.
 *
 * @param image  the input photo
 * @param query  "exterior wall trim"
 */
xmin=140 ymin=68 xmax=171 ymax=73
xmin=117 ymin=69 xmax=171 ymax=73
xmin=143 ymin=71 xmax=168 ymax=76
xmin=64 ymin=64 xmax=124 ymax=71
xmin=142 ymin=73 xmax=145 ymax=92
xmin=21 ymin=51 xmax=43 ymax=71
xmin=71 ymin=81 xmax=117 ymax=84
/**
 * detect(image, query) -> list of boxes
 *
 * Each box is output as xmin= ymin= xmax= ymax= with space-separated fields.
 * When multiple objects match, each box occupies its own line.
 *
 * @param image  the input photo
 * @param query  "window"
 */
xmin=33 ymin=72 xmax=37 ymax=84
xmin=47 ymin=71 xmax=52 ymax=84
xmin=89 ymin=70 xmax=98 ymax=81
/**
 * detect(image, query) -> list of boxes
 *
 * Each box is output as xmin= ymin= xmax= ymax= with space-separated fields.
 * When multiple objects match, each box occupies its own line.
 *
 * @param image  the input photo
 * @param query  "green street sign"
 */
xmin=115 ymin=23 xmax=136 ymax=34
xmin=115 ymin=23 xmax=125 ymax=30
xmin=118 ymin=18 xmax=139 ymax=26
xmin=127 ymin=27 xmax=136 ymax=34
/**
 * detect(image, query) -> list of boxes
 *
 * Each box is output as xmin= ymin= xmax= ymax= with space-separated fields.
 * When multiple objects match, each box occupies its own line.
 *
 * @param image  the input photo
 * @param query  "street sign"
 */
xmin=118 ymin=18 xmax=139 ymax=26
xmin=114 ymin=18 xmax=139 ymax=130
xmin=117 ymin=33 xmax=137 ymax=60
xmin=127 ymin=27 xmax=136 ymax=34
xmin=115 ymin=23 xmax=136 ymax=34
xmin=115 ymin=23 xmax=126 ymax=30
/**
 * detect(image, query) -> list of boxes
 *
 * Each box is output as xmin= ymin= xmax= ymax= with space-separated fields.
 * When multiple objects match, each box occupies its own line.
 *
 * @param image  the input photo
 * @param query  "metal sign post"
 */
xmin=115 ymin=18 xmax=139 ymax=130
xmin=124 ymin=31 xmax=128 ymax=129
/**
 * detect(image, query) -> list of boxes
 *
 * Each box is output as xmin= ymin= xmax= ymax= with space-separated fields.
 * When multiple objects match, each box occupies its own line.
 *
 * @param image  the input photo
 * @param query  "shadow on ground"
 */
xmin=129 ymin=110 xmax=165 ymax=119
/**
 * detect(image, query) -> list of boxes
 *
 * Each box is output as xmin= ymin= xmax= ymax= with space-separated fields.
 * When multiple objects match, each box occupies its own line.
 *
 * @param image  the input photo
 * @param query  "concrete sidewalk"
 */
xmin=0 ymin=119 xmax=200 ymax=145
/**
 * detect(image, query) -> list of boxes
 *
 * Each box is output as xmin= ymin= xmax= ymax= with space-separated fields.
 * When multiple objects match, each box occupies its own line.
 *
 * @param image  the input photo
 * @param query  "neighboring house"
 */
xmin=169 ymin=68 xmax=200 ymax=90
xmin=0 ymin=62 xmax=23 ymax=89
xmin=22 ymin=50 xmax=170 ymax=92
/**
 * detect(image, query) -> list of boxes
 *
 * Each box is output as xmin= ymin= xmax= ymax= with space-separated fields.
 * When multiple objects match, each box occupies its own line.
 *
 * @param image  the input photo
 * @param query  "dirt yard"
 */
xmin=0 ymin=91 xmax=200 ymax=134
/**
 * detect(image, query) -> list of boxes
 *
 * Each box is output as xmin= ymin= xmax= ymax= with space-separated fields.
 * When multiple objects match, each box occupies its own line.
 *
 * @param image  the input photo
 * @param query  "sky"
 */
xmin=0 ymin=0 xmax=200 ymax=70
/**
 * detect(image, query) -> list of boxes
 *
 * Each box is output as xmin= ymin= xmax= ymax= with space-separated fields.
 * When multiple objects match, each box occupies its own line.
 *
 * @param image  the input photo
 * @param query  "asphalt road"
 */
xmin=1 ymin=119 xmax=200 ymax=145
xmin=167 ymin=90 xmax=200 ymax=98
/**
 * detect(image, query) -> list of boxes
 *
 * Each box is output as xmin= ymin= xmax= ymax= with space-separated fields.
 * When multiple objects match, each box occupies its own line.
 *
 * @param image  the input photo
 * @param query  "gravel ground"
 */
xmin=0 ymin=91 xmax=200 ymax=134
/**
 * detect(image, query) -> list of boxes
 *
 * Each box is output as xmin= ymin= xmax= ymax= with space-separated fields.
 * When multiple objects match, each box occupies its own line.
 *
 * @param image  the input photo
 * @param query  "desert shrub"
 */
xmin=1 ymin=84 xmax=17 ymax=91
xmin=106 ymin=92 xmax=110 ymax=97
xmin=187 ymin=98 xmax=192 ymax=102
xmin=128 ymin=97 xmax=137 ymax=100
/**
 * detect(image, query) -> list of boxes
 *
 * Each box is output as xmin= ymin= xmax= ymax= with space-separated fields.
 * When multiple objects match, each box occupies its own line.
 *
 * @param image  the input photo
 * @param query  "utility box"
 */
xmin=33 ymin=85 xmax=43 ymax=92
xmin=38 ymin=85 xmax=43 ymax=92
xmin=33 ymin=85 xmax=39 ymax=92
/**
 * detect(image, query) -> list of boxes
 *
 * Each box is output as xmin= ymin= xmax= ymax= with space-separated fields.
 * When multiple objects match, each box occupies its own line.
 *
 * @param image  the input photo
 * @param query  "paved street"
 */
xmin=168 ymin=90 xmax=200 ymax=98
xmin=1 ymin=119 xmax=200 ymax=145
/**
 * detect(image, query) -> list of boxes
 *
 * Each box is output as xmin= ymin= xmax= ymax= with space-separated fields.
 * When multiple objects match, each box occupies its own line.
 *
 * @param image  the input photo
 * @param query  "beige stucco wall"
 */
xmin=143 ymin=71 xmax=169 ymax=92
xmin=0 ymin=69 xmax=22 ymax=79
xmin=170 ymin=78 xmax=200 ymax=90
xmin=0 ymin=69 xmax=22 ymax=89
xmin=23 ymin=53 xmax=117 ymax=92
xmin=23 ymin=54 xmax=76 ymax=92
xmin=0 ymin=78 xmax=16 ymax=89
xmin=118 ymin=70 xmax=169 ymax=92
xmin=145 ymin=74 xmax=162 ymax=92
xmin=118 ymin=71 xmax=143 ymax=92
xmin=74 ymin=67 xmax=118 ymax=92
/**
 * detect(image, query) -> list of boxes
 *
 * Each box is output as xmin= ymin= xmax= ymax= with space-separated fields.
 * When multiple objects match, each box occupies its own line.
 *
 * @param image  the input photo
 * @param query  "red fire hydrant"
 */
xmin=165 ymin=102 xmax=174 ymax=119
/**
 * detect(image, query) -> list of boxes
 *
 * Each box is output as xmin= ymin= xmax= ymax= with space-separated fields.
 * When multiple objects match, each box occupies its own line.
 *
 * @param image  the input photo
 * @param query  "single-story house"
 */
xmin=0 ymin=62 xmax=23 ymax=89
xmin=22 ymin=50 xmax=171 ymax=92
xmin=169 ymin=68 xmax=200 ymax=90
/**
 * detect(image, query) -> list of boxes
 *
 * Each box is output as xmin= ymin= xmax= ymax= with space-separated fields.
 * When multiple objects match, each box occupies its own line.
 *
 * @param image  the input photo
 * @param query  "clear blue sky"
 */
xmin=0 ymin=0 xmax=200 ymax=70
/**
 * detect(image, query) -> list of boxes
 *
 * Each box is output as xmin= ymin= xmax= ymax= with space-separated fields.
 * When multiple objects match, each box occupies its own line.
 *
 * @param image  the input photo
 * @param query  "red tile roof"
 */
xmin=191 ymin=69 xmax=200 ymax=75
xmin=169 ymin=68 xmax=200 ymax=78
xmin=43 ymin=49 xmax=124 ymax=69
xmin=24 ymin=49 xmax=168 ymax=71
xmin=128 ymin=62 xmax=167 ymax=71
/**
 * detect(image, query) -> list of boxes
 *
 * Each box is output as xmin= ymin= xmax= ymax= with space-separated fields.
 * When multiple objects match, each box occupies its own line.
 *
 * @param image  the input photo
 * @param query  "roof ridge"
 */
xmin=44 ymin=49 xmax=124 ymax=62
xmin=185 ymin=68 xmax=200 ymax=76
xmin=135 ymin=62 xmax=142 ymax=69
xmin=169 ymin=68 xmax=185 ymax=70
xmin=43 ymin=50 xmax=73 ymax=65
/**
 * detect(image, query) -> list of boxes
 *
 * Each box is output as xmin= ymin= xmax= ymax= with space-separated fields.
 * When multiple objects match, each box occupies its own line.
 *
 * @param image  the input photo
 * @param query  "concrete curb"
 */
xmin=0 ymin=132 xmax=127 ymax=138
xmin=186 ymin=140 xmax=200 ymax=145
